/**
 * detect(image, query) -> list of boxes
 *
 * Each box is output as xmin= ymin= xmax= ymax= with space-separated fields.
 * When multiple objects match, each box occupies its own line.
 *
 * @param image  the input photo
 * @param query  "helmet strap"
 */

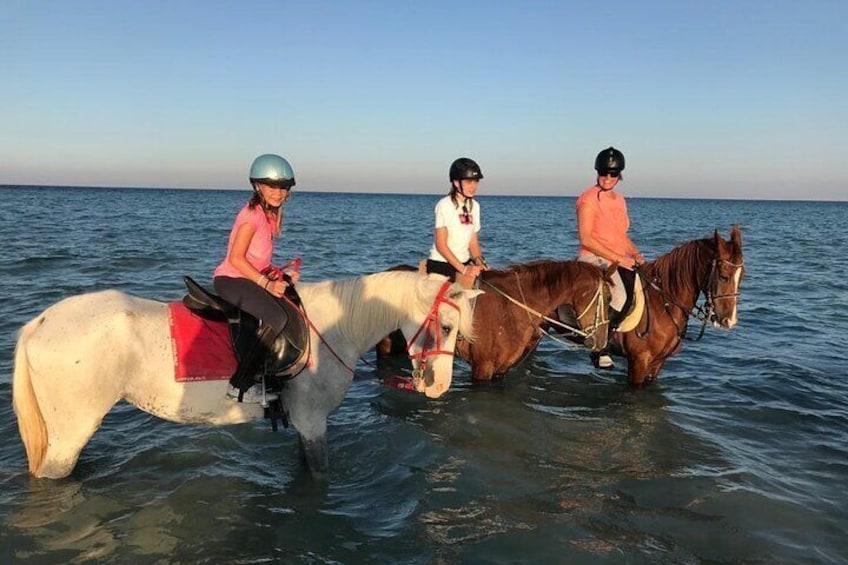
xmin=456 ymin=179 xmax=474 ymax=200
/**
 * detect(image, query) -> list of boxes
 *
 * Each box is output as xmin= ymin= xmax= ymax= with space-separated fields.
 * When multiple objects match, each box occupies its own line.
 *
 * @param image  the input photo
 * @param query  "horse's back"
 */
xmin=20 ymin=290 xmax=168 ymax=379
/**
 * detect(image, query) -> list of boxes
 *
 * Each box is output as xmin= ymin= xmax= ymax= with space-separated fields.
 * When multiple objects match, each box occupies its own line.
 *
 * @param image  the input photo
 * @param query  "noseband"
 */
xmin=701 ymin=257 xmax=744 ymax=324
xmin=407 ymin=281 xmax=461 ymax=379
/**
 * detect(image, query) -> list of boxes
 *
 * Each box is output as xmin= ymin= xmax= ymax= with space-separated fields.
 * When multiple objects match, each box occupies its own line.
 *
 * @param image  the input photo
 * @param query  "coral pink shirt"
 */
xmin=213 ymin=204 xmax=276 ymax=279
xmin=575 ymin=185 xmax=631 ymax=258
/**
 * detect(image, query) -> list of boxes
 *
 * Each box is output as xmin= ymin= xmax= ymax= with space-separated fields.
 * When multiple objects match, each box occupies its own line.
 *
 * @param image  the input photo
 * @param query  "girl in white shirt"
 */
xmin=427 ymin=157 xmax=488 ymax=287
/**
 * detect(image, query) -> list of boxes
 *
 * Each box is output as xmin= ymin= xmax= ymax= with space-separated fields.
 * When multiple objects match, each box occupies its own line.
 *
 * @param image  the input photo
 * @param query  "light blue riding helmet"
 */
xmin=249 ymin=154 xmax=296 ymax=188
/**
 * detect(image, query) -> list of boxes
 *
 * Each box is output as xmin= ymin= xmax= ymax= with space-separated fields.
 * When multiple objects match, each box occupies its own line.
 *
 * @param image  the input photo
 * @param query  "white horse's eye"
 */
xmin=441 ymin=324 xmax=452 ymax=335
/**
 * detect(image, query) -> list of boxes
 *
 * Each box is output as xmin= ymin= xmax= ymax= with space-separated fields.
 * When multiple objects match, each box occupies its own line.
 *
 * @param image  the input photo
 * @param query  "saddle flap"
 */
xmin=616 ymin=274 xmax=645 ymax=333
xmin=265 ymin=293 xmax=311 ymax=378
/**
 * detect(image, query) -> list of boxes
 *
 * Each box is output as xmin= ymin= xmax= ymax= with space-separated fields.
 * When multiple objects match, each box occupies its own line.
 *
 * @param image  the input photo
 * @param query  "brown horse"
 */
xmin=376 ymin=260 xmax=614 ymax=381
xmin=609 ymin=225 xmax=745 ymax=386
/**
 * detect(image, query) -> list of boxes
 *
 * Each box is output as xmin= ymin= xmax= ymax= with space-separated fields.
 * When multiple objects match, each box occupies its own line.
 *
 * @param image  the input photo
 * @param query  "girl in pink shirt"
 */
xmin=213 ymin=154 xmax=299 ymax=401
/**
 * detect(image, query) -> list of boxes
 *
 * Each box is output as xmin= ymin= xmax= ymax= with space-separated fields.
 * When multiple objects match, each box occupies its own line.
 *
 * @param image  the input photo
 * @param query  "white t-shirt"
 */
xmin=428 ymin=195 xmax=481 ymax=264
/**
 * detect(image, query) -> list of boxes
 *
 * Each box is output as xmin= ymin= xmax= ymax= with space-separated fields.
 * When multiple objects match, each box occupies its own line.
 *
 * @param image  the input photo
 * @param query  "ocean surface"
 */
xmin=1 ymin=185 xmax=846 ymax=564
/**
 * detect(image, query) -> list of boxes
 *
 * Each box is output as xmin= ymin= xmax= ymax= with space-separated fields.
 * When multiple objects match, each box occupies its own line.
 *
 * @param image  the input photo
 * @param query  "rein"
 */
xmin=281 ymin=279 xmax=460 ymax=389
xmin=481 ymin=272 xmax=607 ymax=342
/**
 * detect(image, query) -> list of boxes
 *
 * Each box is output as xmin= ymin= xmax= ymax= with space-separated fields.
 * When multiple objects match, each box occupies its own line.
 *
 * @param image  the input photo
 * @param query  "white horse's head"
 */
xmin=402 ymin=277 xmax=482 ymax=398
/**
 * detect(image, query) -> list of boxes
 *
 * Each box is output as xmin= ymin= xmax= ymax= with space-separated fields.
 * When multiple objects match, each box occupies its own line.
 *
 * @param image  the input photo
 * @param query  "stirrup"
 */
xmin=227 ymin=383 xmax=278 ymax=405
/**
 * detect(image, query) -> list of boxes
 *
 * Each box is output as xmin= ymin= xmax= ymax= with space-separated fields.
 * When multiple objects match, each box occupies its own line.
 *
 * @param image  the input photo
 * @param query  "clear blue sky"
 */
xmin=2 ymin=1 xmax=845 ymax=200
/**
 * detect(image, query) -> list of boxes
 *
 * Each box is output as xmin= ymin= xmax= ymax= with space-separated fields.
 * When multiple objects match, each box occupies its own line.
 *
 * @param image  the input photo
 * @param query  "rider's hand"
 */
xmin=267 ymin=279 xmax=288 ymax=298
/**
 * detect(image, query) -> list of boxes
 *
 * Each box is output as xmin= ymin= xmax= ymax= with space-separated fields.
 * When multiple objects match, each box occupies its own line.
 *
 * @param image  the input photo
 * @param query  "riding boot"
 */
xmin=591 ymin=308 xmax=620 ymax=370
xmin=229 ymin=324 xmax=279 ymax=396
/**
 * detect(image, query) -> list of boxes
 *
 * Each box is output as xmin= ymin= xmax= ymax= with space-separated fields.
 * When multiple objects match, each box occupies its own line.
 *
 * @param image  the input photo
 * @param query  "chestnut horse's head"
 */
xmin=707 ymin=225 xmax=745 ymax=329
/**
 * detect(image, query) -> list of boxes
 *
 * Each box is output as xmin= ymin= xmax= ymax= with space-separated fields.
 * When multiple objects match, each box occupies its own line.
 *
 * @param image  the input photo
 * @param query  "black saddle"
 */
xmin=181 ymin=276 xmax=310 ymax=379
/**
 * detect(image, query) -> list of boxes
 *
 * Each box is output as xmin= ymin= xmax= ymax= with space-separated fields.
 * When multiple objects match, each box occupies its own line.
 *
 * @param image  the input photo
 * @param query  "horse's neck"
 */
xmin=509 ymin=264 xmax=582 ymax=312
xmin=650 ymin=241 xmax=712 ymax=309
xmin=552 ymin=263 xmax=597 ymax=309
xmin=299 ymin=274 xmax=414 ymax=356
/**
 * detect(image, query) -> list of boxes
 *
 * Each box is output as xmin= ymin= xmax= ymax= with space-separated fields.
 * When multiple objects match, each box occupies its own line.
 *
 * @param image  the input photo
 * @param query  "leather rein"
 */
xmin=481 ymin=271 xmax=608 ymax=343
xmin=277 ymin=277 xmax=460 ymax=384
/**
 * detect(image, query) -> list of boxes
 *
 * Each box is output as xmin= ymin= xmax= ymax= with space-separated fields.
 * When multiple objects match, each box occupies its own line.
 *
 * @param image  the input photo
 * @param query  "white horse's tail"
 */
xmin=13 ymin=317 xmax=48 ymax=476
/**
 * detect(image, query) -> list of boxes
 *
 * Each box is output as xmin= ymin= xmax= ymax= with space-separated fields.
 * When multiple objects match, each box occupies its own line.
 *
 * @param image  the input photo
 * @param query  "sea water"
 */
xmin=1 ymin=186 xmax=846 ymax=563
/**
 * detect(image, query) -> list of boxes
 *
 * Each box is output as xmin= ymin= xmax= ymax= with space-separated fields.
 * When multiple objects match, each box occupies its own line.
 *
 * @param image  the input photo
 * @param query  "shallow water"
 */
xmin=1 ymin=186 xmax=846 ymax=563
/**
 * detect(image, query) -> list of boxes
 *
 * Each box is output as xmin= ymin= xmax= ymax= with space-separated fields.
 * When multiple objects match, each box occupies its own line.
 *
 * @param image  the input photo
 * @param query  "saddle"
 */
xmin=181 ymin=276 xmax=310 ymax=380
xmin=551 ymin=271 xmax=645 ymax=336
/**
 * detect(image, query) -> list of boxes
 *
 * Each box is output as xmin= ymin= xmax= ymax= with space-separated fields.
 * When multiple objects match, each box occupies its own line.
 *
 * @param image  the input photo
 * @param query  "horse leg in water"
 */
xmin=626 ymin=351 xmax=655 ymax=387
xmin=297 ymin=425 xmax=328 ymax=476
xmin=471 ymin=359 xmax=498 ymax=381
xmin=13 ymin=309 xmax=134 ymax=479
xmin=281 ymin=372 xmax=344 ymax=476
xmin=645 ymin=357 xmax=668 ymax=384
xmin=375 ymin=330 xmax=406 ymax=358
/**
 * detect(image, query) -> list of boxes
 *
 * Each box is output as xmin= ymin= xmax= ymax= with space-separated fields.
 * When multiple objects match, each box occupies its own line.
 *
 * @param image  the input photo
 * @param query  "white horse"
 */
xmin=13 ymin=271 xmax=481 ymax=479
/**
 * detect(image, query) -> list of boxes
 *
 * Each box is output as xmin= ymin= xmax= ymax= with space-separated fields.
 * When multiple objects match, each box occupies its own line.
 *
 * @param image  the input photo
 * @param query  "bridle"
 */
xmin=406 ymin=280 xmax=461 ymax=383
xmin=574 ymin=276 xmax=610 ymax=343
xmin=637 ymin=252 xmax=744 ymax=342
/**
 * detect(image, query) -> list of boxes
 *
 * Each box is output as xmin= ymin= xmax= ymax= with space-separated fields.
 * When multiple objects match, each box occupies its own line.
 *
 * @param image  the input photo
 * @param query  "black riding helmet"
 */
xmin=594 ymin=147 xmax=625 ymax=174
xmin=449 ymin=157 xmax=484 ymax=182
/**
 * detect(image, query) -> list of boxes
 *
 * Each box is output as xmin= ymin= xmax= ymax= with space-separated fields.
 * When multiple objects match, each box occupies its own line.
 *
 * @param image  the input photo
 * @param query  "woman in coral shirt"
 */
xmin=576 ymin=147 xmax=644 ymax=369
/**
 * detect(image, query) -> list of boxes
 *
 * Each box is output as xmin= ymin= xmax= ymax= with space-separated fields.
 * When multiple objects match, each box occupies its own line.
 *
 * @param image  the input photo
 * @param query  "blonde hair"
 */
xmin=249 ymin=185 xmax=284 ymax=237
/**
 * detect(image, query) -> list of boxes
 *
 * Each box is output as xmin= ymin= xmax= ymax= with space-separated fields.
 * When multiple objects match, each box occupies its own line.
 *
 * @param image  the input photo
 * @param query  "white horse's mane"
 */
xmin=298 ymin=270 xmax=475 ymax=343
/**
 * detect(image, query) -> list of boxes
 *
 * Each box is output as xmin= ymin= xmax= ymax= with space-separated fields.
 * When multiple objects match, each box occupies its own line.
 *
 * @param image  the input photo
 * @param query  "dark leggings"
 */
xmin=426 ymin=259 xmax=474 ymax=281
xmin=213 ymin=276 xmax=288 ymax=333
xmin=616 ymin=267 xmax=637 ymax=321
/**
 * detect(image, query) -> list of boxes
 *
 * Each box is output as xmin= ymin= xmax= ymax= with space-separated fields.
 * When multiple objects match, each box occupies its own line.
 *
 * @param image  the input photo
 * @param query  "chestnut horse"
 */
xmin=377 ymin=260 xmax=613 ymax=381
xmin=606 ymin=226 xmax=745 ymax=386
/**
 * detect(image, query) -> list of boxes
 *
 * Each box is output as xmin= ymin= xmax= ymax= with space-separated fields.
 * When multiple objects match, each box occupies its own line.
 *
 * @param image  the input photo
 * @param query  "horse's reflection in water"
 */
xmin=372 ymin=373 xmax=701 ymax=557
xmin=6 ymin=479 xmax=127 ymax=560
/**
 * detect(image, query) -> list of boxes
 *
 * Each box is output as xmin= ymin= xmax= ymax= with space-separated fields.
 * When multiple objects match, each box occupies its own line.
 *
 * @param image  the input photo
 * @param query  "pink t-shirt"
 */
xmin=213 ymin=204 xmax=276 ymax=279
xmin=575 ymin=185 xmax=631 ymax=258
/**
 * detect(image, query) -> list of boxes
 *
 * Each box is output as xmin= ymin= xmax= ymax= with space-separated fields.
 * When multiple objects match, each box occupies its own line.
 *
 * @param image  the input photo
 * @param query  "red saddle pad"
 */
xmin=167 ymin=302 xmax=237 ymax=382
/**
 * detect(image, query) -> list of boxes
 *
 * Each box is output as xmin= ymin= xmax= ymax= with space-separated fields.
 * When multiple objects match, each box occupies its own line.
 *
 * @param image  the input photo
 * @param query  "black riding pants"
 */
xmin=426 ymin=259 xmax=473 ymax=281
xmin=213 ymin=276 xmax=288 ymax=334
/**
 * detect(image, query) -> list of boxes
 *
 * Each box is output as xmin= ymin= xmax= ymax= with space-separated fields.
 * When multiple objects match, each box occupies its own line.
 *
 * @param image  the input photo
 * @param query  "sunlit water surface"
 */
xmin=1 ymin=187 xmax=846 ymax=563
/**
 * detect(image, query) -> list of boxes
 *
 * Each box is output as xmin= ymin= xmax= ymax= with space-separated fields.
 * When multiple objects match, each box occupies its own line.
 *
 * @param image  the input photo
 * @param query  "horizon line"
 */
xmin=0 ymin=183 xmax=845 ymax=204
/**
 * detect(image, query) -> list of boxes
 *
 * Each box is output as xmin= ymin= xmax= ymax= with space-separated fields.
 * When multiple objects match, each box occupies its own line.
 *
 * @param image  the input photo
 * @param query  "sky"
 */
xmin=2 ymin=0 xmax=846 ymax=200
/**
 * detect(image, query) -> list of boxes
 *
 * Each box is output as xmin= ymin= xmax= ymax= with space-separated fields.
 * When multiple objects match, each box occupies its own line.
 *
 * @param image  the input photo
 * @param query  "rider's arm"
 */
xmin=468 ymin=233 xmax=486 ymax=272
